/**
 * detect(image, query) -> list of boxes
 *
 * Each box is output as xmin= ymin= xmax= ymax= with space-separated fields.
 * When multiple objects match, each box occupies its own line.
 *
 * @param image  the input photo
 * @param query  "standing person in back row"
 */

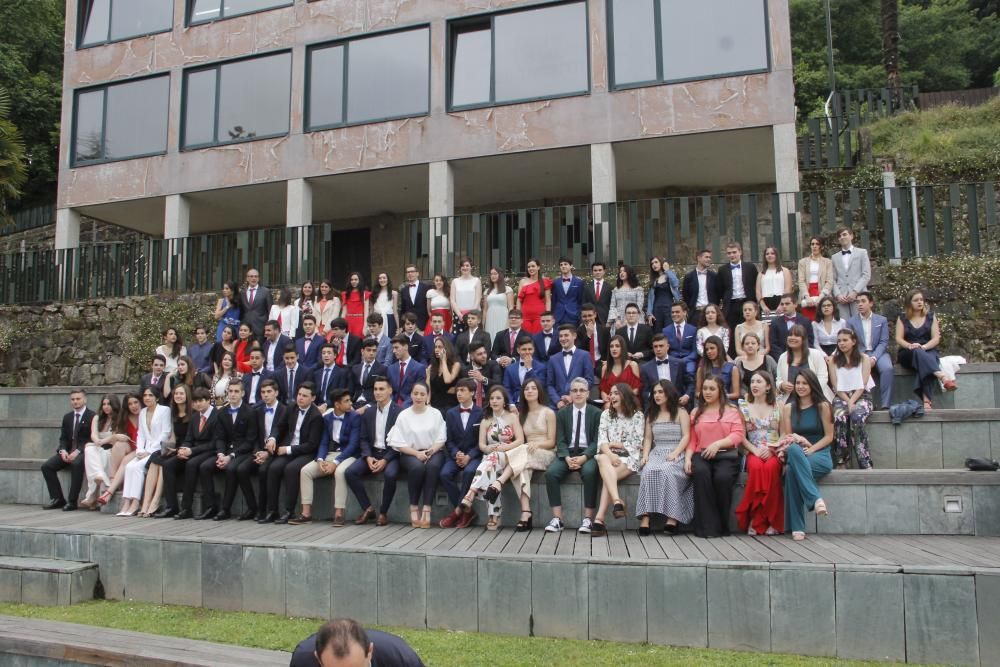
xmin=240 ymin=268 xmax=272 ymax=341
xmin=717 ymin=242 xmax=758 ymax=358
xmin=551 ymin=257 xmax=584 ymax=326
xmin=40 ymin=389 xmax=96 ymax=511
xmin=399 ymin=265 xmax=431 ymax=332
xmin=831 ymin=227 xmax=871 ymax=320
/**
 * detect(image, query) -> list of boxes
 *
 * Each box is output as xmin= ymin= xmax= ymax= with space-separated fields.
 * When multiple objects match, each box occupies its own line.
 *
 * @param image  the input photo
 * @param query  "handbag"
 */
xmin=965 ymin=458 xmax=999 ymax=471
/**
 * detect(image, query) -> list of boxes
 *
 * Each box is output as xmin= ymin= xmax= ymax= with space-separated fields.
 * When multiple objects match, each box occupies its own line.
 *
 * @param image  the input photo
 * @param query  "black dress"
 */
xmin=429 ymin=371 xmax=459 ymax=413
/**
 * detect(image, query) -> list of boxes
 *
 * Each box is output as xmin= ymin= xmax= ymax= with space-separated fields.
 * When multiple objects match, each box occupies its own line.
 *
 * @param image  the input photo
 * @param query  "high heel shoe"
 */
xmin=515 ymin=511 xmax=533 ymax=532
xmin=410 ymin=508 xmax=420 ymax=528
xmin=814 ymin=499 xmax=828 ymax=517
xmin=98 ymin=491 xmax=112 ymax=506
xmin=419 ymin=509 xmax=431 ymax=529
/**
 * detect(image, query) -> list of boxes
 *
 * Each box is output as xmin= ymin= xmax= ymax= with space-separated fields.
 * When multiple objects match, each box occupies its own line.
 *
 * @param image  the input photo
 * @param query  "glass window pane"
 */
xmin=183 ymin=69 xmax=217 ymax=147
xmin=190 ymin=0 xmax=221 ymax=23
xmin=346 ymin=28 xmax=429 ymax=124
xmin=307 ymin=45 xmax=344 ymax=128
xmin=110 ymin=0 xmax=173 ymax=40
xmin=222 ymin=0 xmax=290 ymax=18
xmin=74 ymin=90 xmax=105 ymax=162
xmin=659 ymin=0 xmax=768 ymax=81
xmin=494 ymin=2 xmax=589 ymax=103
xmin=80 ymin=0 xmax=111 ymax=46
xmin=104 ymin=77 xmax=169 ymax=159
xmin=217 ymin=52 xmax=291 ymax=142
xmin=450 ymin=27 xmax=491 ymax=108
xmin=610 ymin=0 xmax=657 ymax=86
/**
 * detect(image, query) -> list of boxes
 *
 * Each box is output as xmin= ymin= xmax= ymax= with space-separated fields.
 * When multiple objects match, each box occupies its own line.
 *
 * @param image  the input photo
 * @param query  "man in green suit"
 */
xmin=543 ymin=377 xmax=601 ymax=534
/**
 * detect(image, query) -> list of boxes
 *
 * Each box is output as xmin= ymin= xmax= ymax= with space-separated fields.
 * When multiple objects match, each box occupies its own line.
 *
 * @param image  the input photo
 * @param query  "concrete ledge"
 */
xmin=0 ymin=558 xmax=97 ymax=606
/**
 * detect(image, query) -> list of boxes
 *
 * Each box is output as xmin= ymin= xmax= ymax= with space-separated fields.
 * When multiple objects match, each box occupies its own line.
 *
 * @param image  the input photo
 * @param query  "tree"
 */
xmin=0 ymin=86 xmax=28 ymax=224
xmin=882 ymin=0 xmax=901 ymax=92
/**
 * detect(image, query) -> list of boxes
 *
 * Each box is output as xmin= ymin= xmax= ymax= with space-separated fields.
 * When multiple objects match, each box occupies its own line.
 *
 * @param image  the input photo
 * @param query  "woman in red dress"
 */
xmin=599 ymin=336 xmax=642 ymax=404
xmin=734 ymin=370 xmax=784 ymax=535
xmin=233 ymin=323 xmax=254 ymax=373
xmin=517 ymin=257 xmax=551 ymax=334
xmin=340 ymin=271 xmax=370 ymax=338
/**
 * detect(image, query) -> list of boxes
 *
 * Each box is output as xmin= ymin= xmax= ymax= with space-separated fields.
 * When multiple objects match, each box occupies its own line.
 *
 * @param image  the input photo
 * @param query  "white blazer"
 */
xmin=775 ymin=348 xmax=835 ymax=404
xmin=136 ymin=405 xmax=172 ymax=454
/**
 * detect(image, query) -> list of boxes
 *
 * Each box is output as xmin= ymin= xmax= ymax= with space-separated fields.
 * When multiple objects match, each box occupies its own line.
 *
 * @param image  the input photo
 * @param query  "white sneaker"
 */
xmin=544 ymin=517 xmax=564 ymax=533
xmin=747 ymin=527 xmax=757 ymax=536
xmin=578 ymin=517 xmax=593 ymax=534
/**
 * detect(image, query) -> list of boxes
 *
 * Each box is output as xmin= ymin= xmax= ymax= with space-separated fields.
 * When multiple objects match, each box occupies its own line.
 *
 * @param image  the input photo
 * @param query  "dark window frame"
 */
xmin=70 ymin=73 xmax=171 ymax=167
xmin=445 ymin=0 xmax=592 ymax=113
xmin=180 ymin=49 xmax=293 ymax=152
xmin=186 ymin=0 xmax=294 ymax=27
xmin=76 ymin=0 xmax=174 ymax=50
xmin=304 ymin=23 xmax=432 ymax=133
xmin=607 ymin=0 xmax=771 ymax=91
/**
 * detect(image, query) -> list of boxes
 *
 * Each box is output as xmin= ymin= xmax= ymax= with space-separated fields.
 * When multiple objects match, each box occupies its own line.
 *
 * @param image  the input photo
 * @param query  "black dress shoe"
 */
xmin=257 ymin=511 xmax=277 ymax=524
xmin=152 ymin=508 xmax=177 ymax=519
xmin=238 ymin=509 xmax=257 ymax=521
xmin=174 ymin=510 xmax=193 ymax=520
xmin=42 ymin=499 xmax=66 ymax=510
xmin=213 ymin=511 xmax=231 ymax=521
xmin=274 ymin=511 xmax=291 ymax=525
xmin=62 ymin=503 xmax=78 ymax=512
xmin=194 ymin=507 xmax=217 ymax=521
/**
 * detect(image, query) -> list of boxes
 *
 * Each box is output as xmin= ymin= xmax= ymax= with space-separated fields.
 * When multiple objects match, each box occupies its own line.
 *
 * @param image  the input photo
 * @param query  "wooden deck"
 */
xmin=2 ymin=504 xmax=999 ymax=570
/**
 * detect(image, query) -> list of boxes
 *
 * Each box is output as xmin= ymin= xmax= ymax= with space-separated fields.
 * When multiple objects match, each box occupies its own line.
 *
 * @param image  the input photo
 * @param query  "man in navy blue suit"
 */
xmin=276 ymin=348 xmax=308 ymax=404
xmin=388 ymin=334 xmax=426 ymax=407
xmin=241 ymin=347 xmax=272 ymax=406
xmin=422 ymin=312 xmax=455 ymax=361
xmin=769 ymin=293 xmax=815 ymax=361
xmin=546 ymin=324 xmax=595 ymax=407
xmin=344 ymin=377 xmax=402 ymax=526
xmin=313 ymin=344 xmax=352 ymax=410
xmin=551 ymin=257 xmax=584 ymax=326
xmin=847 ymin=292 xmax=894 ymax=409
xmin=438 ymin=380 xmax=483 ymax=529
xmin=503 ymin=337 xmax=548 ymax=406
xmin=294 ymin=314 xmax=323 ymax=373
xmin=366 ymin=314 xmax=395 ymax=369
xmin=350 ymin=338 xmax=387 ymax=409
xmin=399 ymin=313 xmax=426 ymax=364
xmin=532 ymin=312 xmax=560 ymax=362
xmin=664 ymin=302 xmax=699 ymax=377
xmin=261 ymin=320 xmax=291 ymax=373
xmin=639 ymin=334 xmax=693 ymax=409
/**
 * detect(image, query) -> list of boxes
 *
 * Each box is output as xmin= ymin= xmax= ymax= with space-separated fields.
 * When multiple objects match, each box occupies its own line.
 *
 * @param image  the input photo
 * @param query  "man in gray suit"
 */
xmin=240 ymin=267 xmax=273 ymax=341
xmin=831 ymin=227 xmax=871 ymax=320
xmin=847 ymin=292 xmax=894 ymax=409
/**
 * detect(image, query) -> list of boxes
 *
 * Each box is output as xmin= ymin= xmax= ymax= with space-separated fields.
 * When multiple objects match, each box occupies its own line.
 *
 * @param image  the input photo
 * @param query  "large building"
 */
xmin=58 ymin=0 xmax=797 ymax=284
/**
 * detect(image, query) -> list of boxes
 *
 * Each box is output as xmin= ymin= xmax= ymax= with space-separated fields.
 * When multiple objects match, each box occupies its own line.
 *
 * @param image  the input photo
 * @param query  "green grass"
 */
xmin=0 ymin=600 xmax=907 ymax=666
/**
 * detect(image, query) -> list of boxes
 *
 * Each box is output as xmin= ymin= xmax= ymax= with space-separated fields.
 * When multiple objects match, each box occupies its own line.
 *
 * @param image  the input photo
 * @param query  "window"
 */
xmin=182 ymin=52 xmax=292 ymax=150
xmin=188 ymin=0 xmax=293 ymax=25
xmin=72 ymin=75 xmax=170 ymax=166
xmin=78 ymin=0 xmax=173 ymax=48
xmin=447 ymin=1 xmax=589 ymax=110
xmin=608 ymin=0 xmax=770 ymax=89
xmin=307 ymin=27 xmax=430 ymax=130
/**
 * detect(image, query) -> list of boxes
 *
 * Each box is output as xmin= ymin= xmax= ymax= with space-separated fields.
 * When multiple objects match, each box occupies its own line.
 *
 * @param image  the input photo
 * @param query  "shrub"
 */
xmin=120 ymin=294 xmax=214 ymax=371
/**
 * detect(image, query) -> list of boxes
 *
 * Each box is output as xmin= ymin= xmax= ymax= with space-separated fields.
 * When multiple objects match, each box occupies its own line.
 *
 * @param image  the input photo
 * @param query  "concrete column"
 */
xmin=286 ymin=178 xmax=313 ymax=228
xmin=164 ymin=194 xmax=191 ymax=239
xmin=773 ymin=122 xmax=801 ymax=257
xmin=55 ymin=208 xmax=81 ymax=250
xmin=591 ymin=143 xmax=617 ymax=263
xmin=428 ymin=161 xmax=454 ymax=274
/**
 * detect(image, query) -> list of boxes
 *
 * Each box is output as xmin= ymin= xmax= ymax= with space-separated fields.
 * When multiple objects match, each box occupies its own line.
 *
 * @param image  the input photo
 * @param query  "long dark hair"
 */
xmin=526 ymin=258 xmax=546 ymax=299
xmin=484 ymin=385 xmax=511 ymax=420
xmin=117 ymin=392 xmax=141 ymax=434
xmin=432 ymin=273 xmax=451 ymax=298
xmin=815 ymin=295 xmax=837 ymax=323
xmin=646 ymin=379 xmax=679 ymax=422
xmin=368 ymin=273 xmax=390 ymax=308
xmin=517 ymin=377 xmax=549 ymax=425
xmin=696 ymin=335 xmax=727 ymax=389
xmin=344 ymin=272 xmax=366 ymax=299
xmin=98 ymin=394 xmax=121 ymax=432
xmin=608 ymin=383 xmax=639 ymax=419
xmin=274 ymin=287 xmax=292 ymax=308
xmin=788 ymin=368 xmax=830 ymax=426
xmin=429 ymin=337 xmax=459 ymax=378
xmin=487 ymin=266 xmax=507 ymax=295
xmin=170 ymin=383 xmax=192 ymax=423
xmin=617 ymin=265 xmax=639 ymax=289
xmin=648 ymin=256 xmax=664 ymax=283
xmin=321 ymin=279 xmax=342 ymax=303
xmin=786 ymin=324 xmax=810 ymax=366
xmin=162 ymin=327 xmax=183 ymax=358
xmin=176 ymin=355 xmax=197 ymax=385
xmin=602 ymin=335 xmax=629 ymax=379
xmin=747 ymin=370 xmax=776 ymax=406
xmin=700 ymin=303 xmax=729 ymax=328
xmin=832 ymin=328 xmax=862 ymax=368
xmin=692 ymin=375 xmax=727 ymax=427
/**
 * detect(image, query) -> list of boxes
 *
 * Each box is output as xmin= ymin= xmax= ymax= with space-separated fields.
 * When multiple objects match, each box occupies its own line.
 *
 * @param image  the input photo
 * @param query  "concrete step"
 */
xmin=0 ymin=386 xmax=137 ymax=421
xmin=0 ymin=556 xmax=98 ymax=605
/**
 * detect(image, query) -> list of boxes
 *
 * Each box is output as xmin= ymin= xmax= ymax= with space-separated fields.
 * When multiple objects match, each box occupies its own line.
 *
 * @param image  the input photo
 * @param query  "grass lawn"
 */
xmin=0 ymin=600 xmax=909 ymax=666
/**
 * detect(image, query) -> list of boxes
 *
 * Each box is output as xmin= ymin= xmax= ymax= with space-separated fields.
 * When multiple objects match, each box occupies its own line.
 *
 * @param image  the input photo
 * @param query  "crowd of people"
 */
xmin=38 ymin=228 xmax=958 ymax=542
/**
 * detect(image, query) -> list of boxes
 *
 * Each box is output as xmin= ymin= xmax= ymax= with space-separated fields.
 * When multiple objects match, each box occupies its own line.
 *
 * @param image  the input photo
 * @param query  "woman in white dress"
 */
xmin=268 ymin=287 xmax=298 ymax=339
xmin=315 ymin=279 xmax=342 ymax=339
xmin=424 ymin=273 xmax=453 ymax=335
xmin=211 ymin=351 xmax=241 ymax=407
xmin=293 ymin=281 xmax=316 ymax=339
xmin=389 ymin=381 xmax=448 ymax=529
xmin=450 ymin=258 xmax=482 ymax=333
xmin=370 ymin=272 xmax=398 ymax=337
xmin=608 ymin=265 xmax=645 ymax=329
xmin=154 ymin=327 xmax=187 ymax=373
xmin=482 ymin=266 xmax=514 ymax=339
xmin=79 ymin=394 xmax=121 ymax=510
xmin=695 ymin=304 xmax=730 ymax=358
xmin=117 ymin=387 xmax=171 ymax=517
xmin=590 ymin=383 xmax=645 ymax=535
xmin=812 ymin=296 xmax=847 ymax=357
xmin=756 ymin=246 xmax=794 ymax=323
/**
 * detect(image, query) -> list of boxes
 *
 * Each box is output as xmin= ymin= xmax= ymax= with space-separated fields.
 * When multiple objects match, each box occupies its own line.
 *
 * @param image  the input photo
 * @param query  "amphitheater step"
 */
xmin=0 ymin=556 xmax=98 ymax=606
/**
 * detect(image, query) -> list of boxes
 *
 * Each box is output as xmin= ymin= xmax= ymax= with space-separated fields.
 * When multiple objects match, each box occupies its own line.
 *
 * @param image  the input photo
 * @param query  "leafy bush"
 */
xmin=119 ymin=294 xmax=214 ymax=371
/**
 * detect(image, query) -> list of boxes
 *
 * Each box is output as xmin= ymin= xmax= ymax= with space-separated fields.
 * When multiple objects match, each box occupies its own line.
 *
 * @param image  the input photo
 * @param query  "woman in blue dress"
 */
xmin=894 ymin=288 xmax=954 ymax=409
xmin=213 ymin=281 xmax=242 ymax=342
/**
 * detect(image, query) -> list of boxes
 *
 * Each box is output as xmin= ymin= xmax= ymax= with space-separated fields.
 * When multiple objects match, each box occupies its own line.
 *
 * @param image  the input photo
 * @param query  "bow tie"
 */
xmin=656 ymin=359 xmax=670 ymax=365
xmin=459 ymin=408 xmax=472 ymax=414
xmin=265 ymin=407 xmax=274 ymax=414
xmin=227 ymin=407 xmax=240 ymax=414
xmin=299 ymin=409 xmax=307 ymax=416
xmin=331 ymin=415 xmax=344 ymax=422
xmin=842 ymin=249 xmax=852 ymax=255
xmin=563 ymin=351 xmax=574 ymax=357
xmin=785 ymin=315 xmax=796 ymax=321
xmin=730 ymin=264 xmax=740 ymax=269
xmin=562 ymin=278 xmax=571 ymax=283
xmin=410 ymin=283 xmax=418 ymax=288
xmin=252 ymin=372 xmax=260 ymax=377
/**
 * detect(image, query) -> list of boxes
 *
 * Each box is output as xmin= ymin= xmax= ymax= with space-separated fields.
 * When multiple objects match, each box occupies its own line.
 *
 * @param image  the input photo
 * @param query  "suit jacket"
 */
xmin=639 ymin=358 xmax=692 ymax=407
xmin=575 ymin=324 xmax=611 ymax=367
xmin=359 ymin=402 xmax=402 ymax=459
xmin=847 ymin=313 xmax=890 ymax=360
xmin=276 ymin=404 xmax=324 ymax=458
xmin=349 ymin=360 xmax=387 ymax=406
xmin=615 ymin=323 xmax=654 ymax=362
xmin=312 ymin=364 xmax=353 ymax=406
xmin=717 ymin=262 xmax=758 ymax=304
xmin=681 ymin=269 xmax=720 ymax=313
xmin=183 ymin=408 xmax=225 ymax=458
xmin=551 ymin=275 xmax=585 ymax=325
xmin=532 ymin=330 xmax=561 ymax=362
xmin=58 ymin=409 xmax=96 ymax=453
xmin=491 ymin=328 xmax=529 ymax=361
xmin=294 ymin=335 xmax=323 ymax=373
xmin=318 ymin=410 xmax=362 ymax=463
xmin=240 ymin=285 xmax=273 ymax=339
xmin=388 ymin=358 xmax=426 ymax=407
xmin=262 ymin=334 xmax=292 ymax=371
xmin=582 ymin=279 xmax=613 ymax=324
xmin=831 ymin=247 xmax=872 ymax=298
xmin=216 ymin=403 xmax=260 ymax=457
xmin=503 ymin=359 xmax=548 ymax=405
xmin=399 ymin=281 xmax=432 ymax=331
xmin=445 ymin=405 xmax=483 ymax=459
xmin=555 ymin=403 xmax=601 ymax=459
xmin=769 ymin=314 xmax=816 ymax=360
xmin=404 ymin=332 xmax=426 ymax=364
xmin=797 ymin=256 xmax=834 ymax=299
xmin=330 ymin=334 xmax=362 ymax=367
xmin=254 ymin=401 xmax=287 ymax=452
xmin=455 ymin=327 xmax=492 ymax=363
xmin=139 ymin=373 xmax=170 ymax=406
xmin=423 ymin=331 xmax=456 ymax=361
xmin=460 ymin=360 xmax=503 ymax=392
xmin=241 ymin=369 xmax=273 ymax=405
xmin=546 ymin=349 xmax=595 ymax=405
xmin=275 ymin=365 xmax=309 ymax=404
xmin=664 ymin=322 xmax=699 ymax=366
xmin=375 ymin=335 xmax=394 ymax=368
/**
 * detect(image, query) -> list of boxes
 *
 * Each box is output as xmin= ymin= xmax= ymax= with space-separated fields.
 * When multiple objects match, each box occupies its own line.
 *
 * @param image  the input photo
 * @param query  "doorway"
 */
xmin=329 ymin=227 xmax=372 ymax=290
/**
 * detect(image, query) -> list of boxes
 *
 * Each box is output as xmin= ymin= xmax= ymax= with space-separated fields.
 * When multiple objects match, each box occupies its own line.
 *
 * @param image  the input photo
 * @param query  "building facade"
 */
xmin=58 ymin=0 xmax=798 ymax=283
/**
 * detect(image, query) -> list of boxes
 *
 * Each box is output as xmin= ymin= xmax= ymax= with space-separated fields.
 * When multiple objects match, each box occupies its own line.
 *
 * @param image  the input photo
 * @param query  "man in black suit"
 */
xmin=156 ymin=387 xmax=224 ymax=519
xmin=490 ymin=309 xmax=529 ymax=369
xmin=276 ymin=348 xmax=308 ymax=404
xmin=262 ymin=382 xmax=324 ymax=524
xmin=717 ymin=241 xmax=759 ymax=356
xmin=139 ymin=355 xmax=170 ymax=406
xmin=289 ymin=618 xmax=424 ymax=667
xmin=240 ymin=267 xmax=272 ymax=341
xmin=639 ymin=334 xmax=693 ymax=408
xmin=615 ymin=303 xmax=653 ymax=362
xmin=576 ymin=304 xmax=610 ymax=377
xmin=532 ymin=311 xmax=560 ymax=362
xmin=350 ymin=338 xmax=386 ymax=409
xmin=582 ymin=261 xmax=613 ymax=325
xmin=462 ymin=342 xmax=503 ymax=406
xmin=262 ymin=320 xmax=292 ymax=373
xmin=398 ymin=313 xmax=426 ymax=364
xmin=313 ymin=343 xmax=353 ymax=410
xmin=241 ymin=347 xmax=271 ymax=406
xmin=242 ymin=379 xmax=286 ymax=522
xmin=343 ymin=377 xmax=402 ymax=526
xmin=769 ymin=293 xmax=816 ymax=360
xmin=328 ymin=317 xmax=363 ymax=367
xmin=294 ymin=314 xmax=323 ymax=373
xmin=454 ymin=310 xmax=491 ymax=363
xmin=399 ymin=264 xmax=431 ymax=331
xmin=196 ymin=380 xmax=259 ymax=521
xmin=40 ymin=389 xmax=95 ymax=511
xmin=682 ymin=248 xmax=719 ymax=316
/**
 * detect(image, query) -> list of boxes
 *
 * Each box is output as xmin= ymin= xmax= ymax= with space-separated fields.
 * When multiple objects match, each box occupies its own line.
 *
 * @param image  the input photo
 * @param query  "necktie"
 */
xmin=151 ymin=375 xmax=158 ymax=386
xmin=475 ymin=379 xmax=484 ymax=407
xmin=199 ymin=413 xmax=207 ymax=432
xmin=629 ymin=327 xmax=635 ymax=345
xmin=321 ymin=368 xmax=331 ymax=397
xmin=361 ymin=364 xmax=370 ymax=388
xmin=573 ymin=410 xmax=582 ymax=452
xmin=595 ymin=281 xmax=601 ymax=300
xmin=72 ymin=413 xmax=80 ymax=448
xmin=249 ymin=287 xmax=255 ymax=305
xmin=509 ymin=329 xmax=516 ymax=353
xmin=397 ymin=362 xmax=406 ymax=405
xmin=544 ymin=334 xmax=551 ymax=351
xmin=676 ymin=324 xmax=682 ymax=340
xmin=288 ymin=369 xmax=295 ymax=392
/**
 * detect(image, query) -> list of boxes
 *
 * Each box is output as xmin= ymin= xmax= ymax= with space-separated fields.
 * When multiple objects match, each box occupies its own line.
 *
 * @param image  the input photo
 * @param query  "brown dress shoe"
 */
xmin=456 ymin=509 xmax=478 ymax=529
xmin=376 ymin=513 xmax=388 ymax=526
xmin=354 ymin=507 xmax=375 ymax=525
xmin=332 ymin=513 xmax=345 ymax=527
xmin=438 ymin=509 xmax=461 ymax=528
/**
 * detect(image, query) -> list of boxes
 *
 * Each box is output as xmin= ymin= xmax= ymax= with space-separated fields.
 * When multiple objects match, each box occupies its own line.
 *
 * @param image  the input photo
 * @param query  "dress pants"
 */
xmin=724 ymin=299 xmax=746 ymax=357
xmin=691 ymin=454 xmax=740 ymax=538
xmin=784 ymin=445 xmax=832 ymax=533
xmin=399 ymin=450 xmax=446 ymax=506
xmin=279 ymin=454 xmax=315 ymax=513
xmin=198 ymin=453 xmax=250 ymax=512
xmin=869 ymin=352 xmax=895 ymax=408
xmin=235 ymin=456 xmax=263 ymax=515
xmin=161 ymin=451 xmax=215 ymax=512
xmin=300 ymin=453 xmax=357 ymax=509
xmin=439 ymin=454 xmax=481 ymax=507
xmin=544 ymin=456 xmax=599 ymax=509
xmin=41 ymin=451 xmax=85 ymax=504
xmin=344 ymin=452 xmax=400 ymax=515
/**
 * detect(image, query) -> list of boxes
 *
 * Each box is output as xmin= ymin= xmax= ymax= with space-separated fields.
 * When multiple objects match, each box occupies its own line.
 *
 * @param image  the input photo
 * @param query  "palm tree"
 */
xmin=0 ymin=85 xmax=28 ymax=225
